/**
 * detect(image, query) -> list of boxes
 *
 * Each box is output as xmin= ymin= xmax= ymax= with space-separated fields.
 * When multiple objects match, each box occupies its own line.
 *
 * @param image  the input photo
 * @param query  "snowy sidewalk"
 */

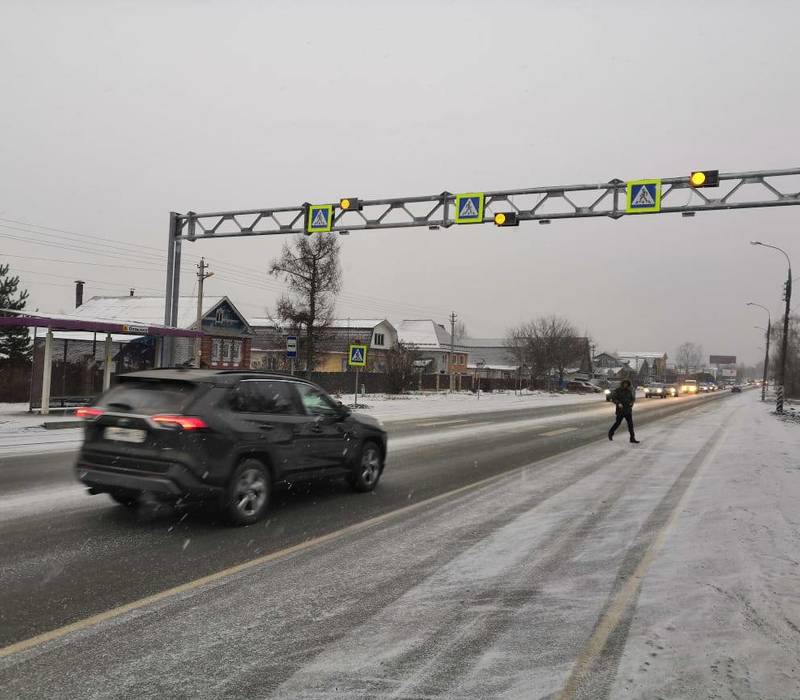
xmin=610 ymin=394 xmax=800 ymax=698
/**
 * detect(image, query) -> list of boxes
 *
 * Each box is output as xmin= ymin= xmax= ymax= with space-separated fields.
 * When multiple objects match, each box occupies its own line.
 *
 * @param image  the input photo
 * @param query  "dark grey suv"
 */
xmin=75 ymin=369 xmax=387 ymax=525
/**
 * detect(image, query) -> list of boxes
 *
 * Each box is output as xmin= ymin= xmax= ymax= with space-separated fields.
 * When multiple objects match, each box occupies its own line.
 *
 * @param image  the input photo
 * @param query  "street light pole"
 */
xmin=750 ymin=242 xmax=792 ymax=413
xmin=746 ymin=302 xmax=771 ymax=402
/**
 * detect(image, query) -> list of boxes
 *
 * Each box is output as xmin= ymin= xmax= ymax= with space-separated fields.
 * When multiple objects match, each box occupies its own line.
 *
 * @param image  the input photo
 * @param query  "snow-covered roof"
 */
xmin=397 ymin=320 xmax=457 ymax=350
xmin=616 ymin=351 xmax=667 ymax=359
xmin=248 ymin=318 xmax=394 ymax=332
xmin=329 ymin=319 xmax=389 ymax=329
xmin=463 ymin=338 xmax=506 ymax=348
xmin=72 ymin=296 xmax=227 ymax=330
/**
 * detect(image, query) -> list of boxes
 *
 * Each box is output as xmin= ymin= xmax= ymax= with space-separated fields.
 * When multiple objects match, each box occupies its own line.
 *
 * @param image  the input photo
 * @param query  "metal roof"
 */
xmin=0 ymin=310 xmax=200 ymax=337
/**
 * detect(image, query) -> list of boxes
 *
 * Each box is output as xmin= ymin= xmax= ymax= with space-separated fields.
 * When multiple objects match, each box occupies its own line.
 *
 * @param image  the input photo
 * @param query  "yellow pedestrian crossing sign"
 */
xmin=348 ymin=344 xmax=368 ymax=367
xmin=626 ymin=180 xmax=662 ymax=213
xmin=454 ymin=193 xmax=485 ymax=224
xmin=306 ymin=204 xmax=334 ymax=234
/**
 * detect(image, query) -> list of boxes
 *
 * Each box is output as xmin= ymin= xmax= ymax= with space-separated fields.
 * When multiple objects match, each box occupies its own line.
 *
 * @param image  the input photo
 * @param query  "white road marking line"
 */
xmin=415 ymin=419 xmax=471 ymax=427
xmin=539 ymin=427 xmax=578 ymax=437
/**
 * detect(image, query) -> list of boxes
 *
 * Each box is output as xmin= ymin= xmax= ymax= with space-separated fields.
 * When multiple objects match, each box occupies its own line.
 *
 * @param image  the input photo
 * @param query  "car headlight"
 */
xmin=655 ymin=388 xmax=662 ymax=393
xmin=604 ymin=389 xmax=611 ymax=395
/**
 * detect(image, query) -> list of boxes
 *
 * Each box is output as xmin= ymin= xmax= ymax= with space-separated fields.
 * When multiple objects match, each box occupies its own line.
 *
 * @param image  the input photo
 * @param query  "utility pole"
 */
xmin=449 ymin=311 xmax=457 ymax=393
xmin=763 ymin=319 xmax=771 ymax=402
xmin=195 ymin=258 xmax=214 ymax=367
xmin=779 ymin=272 xmax=792 ymax=412
xmin=751 ymin=242 xmax=792 ymax=413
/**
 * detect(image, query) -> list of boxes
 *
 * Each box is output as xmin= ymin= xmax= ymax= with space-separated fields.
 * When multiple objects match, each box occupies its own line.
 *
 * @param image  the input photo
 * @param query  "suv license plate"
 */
xmin=104 ymin=426 xmax=146 ymax=443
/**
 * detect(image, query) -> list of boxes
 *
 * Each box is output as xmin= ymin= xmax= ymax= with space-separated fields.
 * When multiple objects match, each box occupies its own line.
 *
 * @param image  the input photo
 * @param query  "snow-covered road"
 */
xmin=1 ymin=392 xmax=796 ymax=698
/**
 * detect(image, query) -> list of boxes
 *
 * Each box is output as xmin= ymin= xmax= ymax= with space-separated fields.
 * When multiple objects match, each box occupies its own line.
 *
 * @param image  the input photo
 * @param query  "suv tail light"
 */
xmin=151 ymin=415 xmax=208 ymax=431
xmin=76 ymin=407 xmax=105 ymax=420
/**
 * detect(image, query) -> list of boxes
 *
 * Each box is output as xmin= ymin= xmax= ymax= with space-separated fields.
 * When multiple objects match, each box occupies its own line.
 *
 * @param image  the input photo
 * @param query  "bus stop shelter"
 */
xmin=0 ymin=312 xmax=201 ymax=415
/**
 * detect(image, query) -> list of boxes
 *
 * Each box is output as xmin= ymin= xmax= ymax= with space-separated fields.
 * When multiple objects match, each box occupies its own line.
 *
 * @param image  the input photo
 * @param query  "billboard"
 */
xmin=710 ymin=355 xmax=736 ymax=365
xmin=721 ymin=368 xmax=737 ymax=378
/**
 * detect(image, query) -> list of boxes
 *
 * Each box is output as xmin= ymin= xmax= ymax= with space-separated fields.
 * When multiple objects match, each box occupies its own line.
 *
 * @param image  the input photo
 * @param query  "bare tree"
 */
xmin=676 ymin=342 xmax=703 ymax=375
xmin=505 ymin=315 xmax=586 ymax=387
xmin=384 ymin=342 xmax=421 ymax=394
xmin=269 ymin=234 xmax=342 ymax=375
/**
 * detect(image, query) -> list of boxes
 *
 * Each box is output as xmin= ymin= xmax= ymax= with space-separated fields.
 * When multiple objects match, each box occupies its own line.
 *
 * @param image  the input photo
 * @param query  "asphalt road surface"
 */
xmin=0 ymin=391 xmax=739 ymax=697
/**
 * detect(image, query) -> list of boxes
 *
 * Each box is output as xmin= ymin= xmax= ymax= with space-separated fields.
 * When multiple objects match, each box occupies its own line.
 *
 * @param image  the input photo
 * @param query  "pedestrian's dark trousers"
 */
xmin=610 ymin=406 xmax=635 ymax=438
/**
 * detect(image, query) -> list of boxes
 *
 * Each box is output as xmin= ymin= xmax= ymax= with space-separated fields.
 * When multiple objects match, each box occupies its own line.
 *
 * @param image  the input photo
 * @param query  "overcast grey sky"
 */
xmin=2 ymin=0 xmax=799 ymax=364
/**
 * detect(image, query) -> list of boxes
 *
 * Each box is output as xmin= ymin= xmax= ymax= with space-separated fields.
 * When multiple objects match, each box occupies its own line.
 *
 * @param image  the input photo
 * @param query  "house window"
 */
xmin=233 ymin=340 xmax=242 ymax=366
xmin=223 ymin=339 xmax=233 ymax=364
xmin=212 ymin=338 xmax=222 ymax=365
xmin=374 ymin=332 xmax=385 ymax=346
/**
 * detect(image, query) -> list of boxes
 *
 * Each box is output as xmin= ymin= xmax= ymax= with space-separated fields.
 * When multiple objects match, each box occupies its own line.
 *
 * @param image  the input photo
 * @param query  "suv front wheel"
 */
xmin=348 ymin=442 xmax=383 ymax=493
xmin=225 ymin=458 xmax=271 ymax=526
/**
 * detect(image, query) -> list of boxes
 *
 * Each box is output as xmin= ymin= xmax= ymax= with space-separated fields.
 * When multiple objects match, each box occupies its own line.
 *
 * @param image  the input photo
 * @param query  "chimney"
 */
xmin=129 ymin=288 xmax=135 ymax=297
xmin=75 ymin=280 xmax=85 ymax=308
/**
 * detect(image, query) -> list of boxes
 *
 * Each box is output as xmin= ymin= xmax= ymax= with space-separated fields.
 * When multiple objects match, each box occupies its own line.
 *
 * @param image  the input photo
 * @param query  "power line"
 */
xmin=1 ymin=218 xmax=454 ymax=319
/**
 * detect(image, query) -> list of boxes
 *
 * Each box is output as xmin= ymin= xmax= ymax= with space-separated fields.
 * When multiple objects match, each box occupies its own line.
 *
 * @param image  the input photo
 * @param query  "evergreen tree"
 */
xmin=0 ymin=263 xmax=32 ymax=360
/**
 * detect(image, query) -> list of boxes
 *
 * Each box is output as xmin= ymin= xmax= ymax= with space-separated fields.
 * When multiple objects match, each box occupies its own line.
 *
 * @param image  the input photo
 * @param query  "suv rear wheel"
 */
xmin=225 ymin=459 xmax=271 ymax=526
xmin=348 ymin=441 xmax=383 ymax=493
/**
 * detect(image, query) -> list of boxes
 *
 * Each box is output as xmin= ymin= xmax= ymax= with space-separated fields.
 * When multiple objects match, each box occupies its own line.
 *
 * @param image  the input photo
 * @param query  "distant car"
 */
xmin=680 ymin=379 xmax=699 ymax=395
xmin=731 ymin=385 xmax=742 ymax=393
xmin=643 ymin=382 xmax=676 ymax=399
xmin=74 ymin=370 xmax=388 ymax=525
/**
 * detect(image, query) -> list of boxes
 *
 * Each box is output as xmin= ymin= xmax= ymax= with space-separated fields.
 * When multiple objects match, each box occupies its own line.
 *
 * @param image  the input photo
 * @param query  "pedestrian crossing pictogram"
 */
xmin=631 ymin=186 xmax=654 ymax=207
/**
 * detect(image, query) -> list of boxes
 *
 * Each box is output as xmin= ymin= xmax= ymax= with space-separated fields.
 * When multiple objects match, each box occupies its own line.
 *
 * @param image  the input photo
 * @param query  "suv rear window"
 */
xmin=97 ymin=379 xmax=199 ymax=414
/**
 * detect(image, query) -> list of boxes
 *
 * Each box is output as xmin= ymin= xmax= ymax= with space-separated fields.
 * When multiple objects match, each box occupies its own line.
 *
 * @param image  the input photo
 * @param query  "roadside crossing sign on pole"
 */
xmin=306 ymin=204 xmax=334 ymax=234
xmin=454 ymin=193 xmax=485 ymax=224
xmin=348 ymin=344 xmax=367 ymax=367
xmin=348 ymin=343 xmax=368 ymax=407
xmin=625 ymin=180 xmax=662 ymax=213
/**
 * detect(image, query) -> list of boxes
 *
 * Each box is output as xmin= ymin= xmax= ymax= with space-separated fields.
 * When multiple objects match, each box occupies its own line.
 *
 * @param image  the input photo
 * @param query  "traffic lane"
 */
xmin=0 ymin=392 xmax=727 ymax=647
xmin=0 ymin=397 xmax=740 ymax=698
xmin=0 ymin=449 xmax=78 ymax=493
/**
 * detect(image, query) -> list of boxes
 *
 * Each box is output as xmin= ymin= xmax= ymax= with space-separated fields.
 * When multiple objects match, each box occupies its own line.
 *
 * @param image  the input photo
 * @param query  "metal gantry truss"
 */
xmin=164 ymin=167 xmax=800 ymax=333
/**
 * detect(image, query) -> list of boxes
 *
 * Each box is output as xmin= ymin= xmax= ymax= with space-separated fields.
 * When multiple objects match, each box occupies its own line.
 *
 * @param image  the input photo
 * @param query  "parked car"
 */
xmin=567 ymin=380 xmax=603 ymax=393
xmin=74 ymin=369 xmax=388 ymax=525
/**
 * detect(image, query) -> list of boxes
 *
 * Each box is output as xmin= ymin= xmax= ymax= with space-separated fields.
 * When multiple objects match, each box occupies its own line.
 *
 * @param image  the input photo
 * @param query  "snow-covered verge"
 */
xmin=0 ymin=403 xmax=83 ymax=455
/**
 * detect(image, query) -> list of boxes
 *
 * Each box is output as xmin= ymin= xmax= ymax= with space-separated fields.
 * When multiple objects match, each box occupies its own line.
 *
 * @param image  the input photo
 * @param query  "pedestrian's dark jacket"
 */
xmin=611 ymin=385 xmax=636 ymax=409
